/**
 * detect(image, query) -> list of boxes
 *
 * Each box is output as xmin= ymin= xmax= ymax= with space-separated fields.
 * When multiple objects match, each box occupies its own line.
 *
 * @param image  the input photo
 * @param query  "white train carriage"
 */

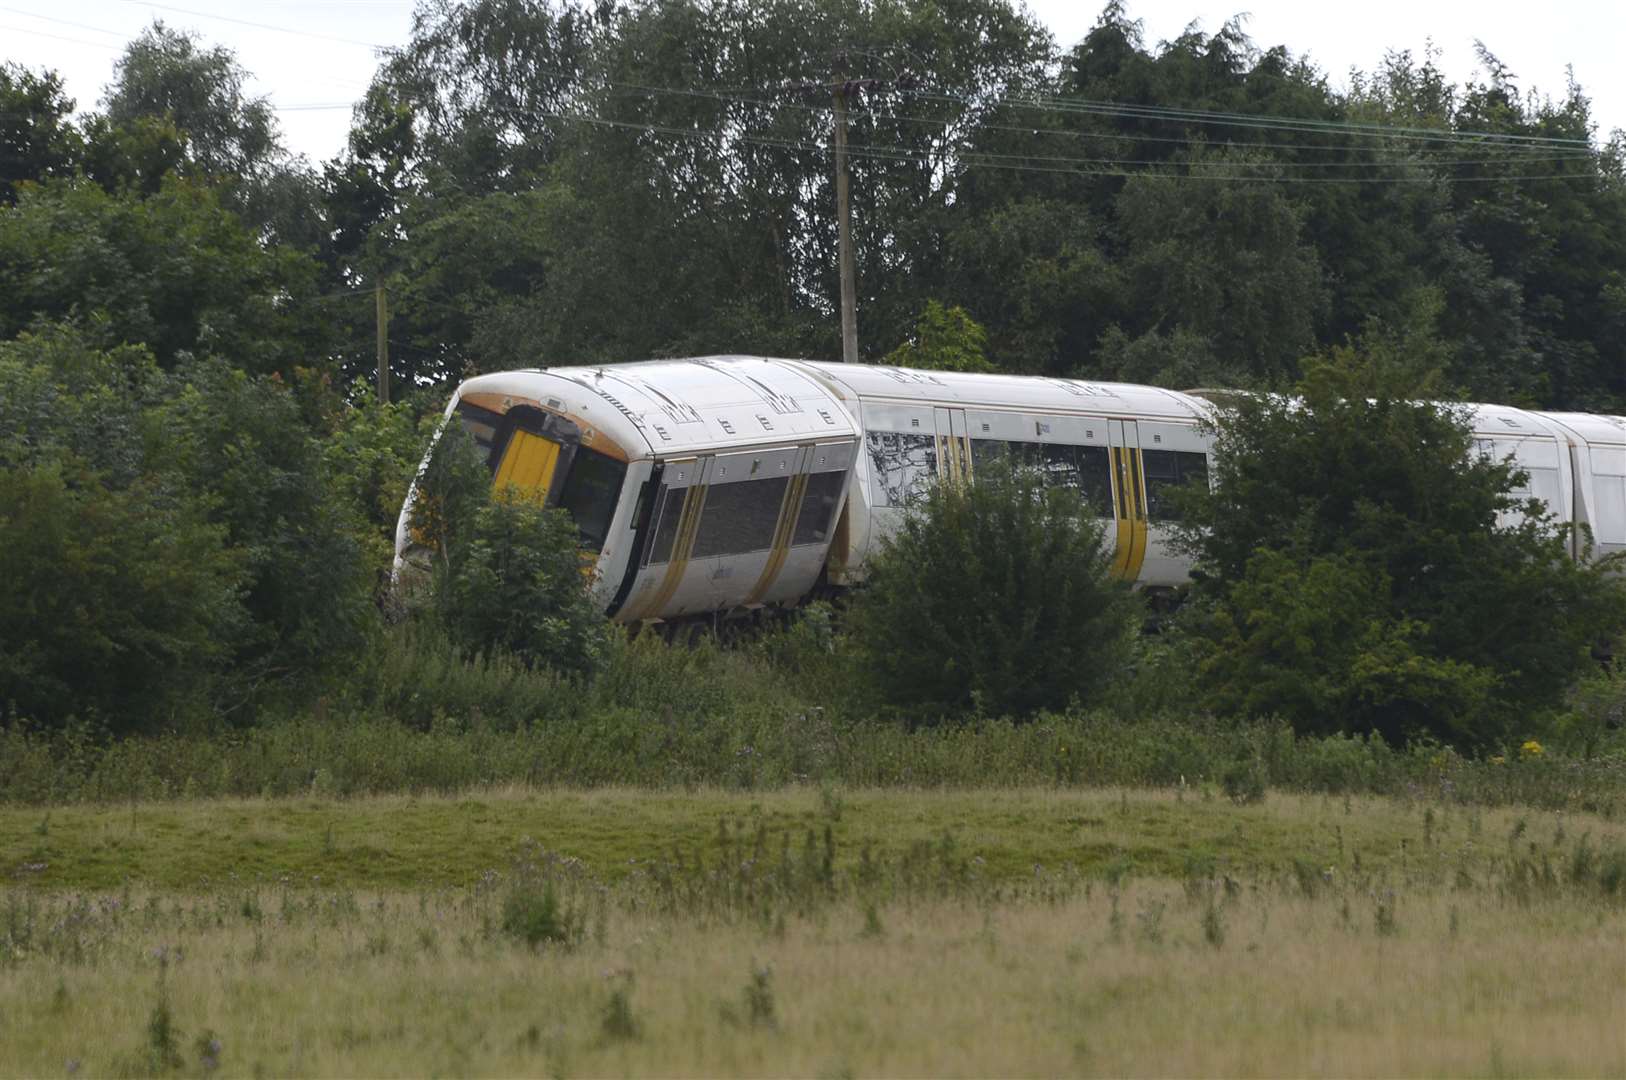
xmin=1531 ymin=411 xmax=1626 ymax=560
xmin=394 ymin=357 xmax=861 ymax=622
xmin=396 ymin=355 xmax=1619 ymax=625
xmin=792 ymin=362 xmax=1215 ymax=589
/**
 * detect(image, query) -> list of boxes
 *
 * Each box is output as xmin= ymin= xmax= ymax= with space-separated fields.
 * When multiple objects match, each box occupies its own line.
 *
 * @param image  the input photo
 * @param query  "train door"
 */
xmin=933 ymin=407 xmax=970 ymax=484
xmin=620 ymin=454 xmax=713 ymax=621
xmin=1107 ymin=420 xmax=1148 ymax=582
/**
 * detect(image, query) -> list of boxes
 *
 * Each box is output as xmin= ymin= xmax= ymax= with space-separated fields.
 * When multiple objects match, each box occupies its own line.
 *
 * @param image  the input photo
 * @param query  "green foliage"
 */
xmin=404 ymin=422 xmax=609 ymax=676
xmin=153 ymin=358 xmax=374 ymax=696
xmin=883 ymin=300 xmax=995 ymax=373
xmin=0 ymin=175 xmax=325 ymax=374
xmin=0 ymin=64 xmax=82 ymax=204
xmin=0 ymin=327 xmax=370 ymax=729
xmin=103 ymin=21 xmax=280 ymax=182
xmin=436 ymin=492 xmax=612 ymax=676
xmin=0 ymin=464 xmax=241 ymax=729
xmin=321 ymin=390 xmax=434 ymax=583
xmin=501 ymin=878 xmax=583 ymax=949
xmin=849 ymin=456 xmax=1138 ymax=720
xmin=1183 ymin=327 xmax=1626 ymax=748
xmin=1114 ymin=154 xmax=1327 ymax=383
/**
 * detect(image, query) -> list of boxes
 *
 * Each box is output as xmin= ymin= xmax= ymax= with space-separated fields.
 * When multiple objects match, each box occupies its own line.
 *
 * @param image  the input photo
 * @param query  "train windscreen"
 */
xmin=557 ymin=448 xmax=627 ymax=553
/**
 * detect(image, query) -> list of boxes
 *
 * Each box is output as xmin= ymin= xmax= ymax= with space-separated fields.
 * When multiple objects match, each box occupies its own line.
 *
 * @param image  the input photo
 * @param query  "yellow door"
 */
xmin=493 ymin=430 xmax=561 ymax=502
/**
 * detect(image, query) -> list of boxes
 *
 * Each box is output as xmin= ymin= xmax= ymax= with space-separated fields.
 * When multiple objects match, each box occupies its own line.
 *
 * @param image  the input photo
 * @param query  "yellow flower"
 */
xmin=1490 ymin=755 xmax=1506 ymax=766
xmin=1520 ymin=740 xmax=1544 ymax=760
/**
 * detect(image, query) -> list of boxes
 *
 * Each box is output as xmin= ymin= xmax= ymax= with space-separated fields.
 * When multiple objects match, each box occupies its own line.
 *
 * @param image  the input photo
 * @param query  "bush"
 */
xmin=403 ymin=422 xmax=611 ymax=676
xmin=1182 ymin=328 xmax=1626 ymax=750
xmin=847 ymin=455 xmax=1139 ymax=720
xmin=437 ymin=493 xmax=612 ymax=676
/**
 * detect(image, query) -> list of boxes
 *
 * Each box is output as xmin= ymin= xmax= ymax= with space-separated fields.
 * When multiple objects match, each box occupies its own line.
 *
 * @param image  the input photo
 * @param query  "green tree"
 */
xmin=1182 ymin=325 xmax=1626 ymax=748
xmin=439 ymin=494 xmax=612 ymax=676
xmin=96 ymin=21 xmax=325 ymax=244
xmin=0 ymin=175 xmax=327 ymax=374
xmin=849 ymin=455 xmax=1138 ymax=720
xmin=153 ymin=358 xmax=374 ymax=698
xmin=0 ymin=327 xmax=244 ymax=730
xmin=883 ymin=300 xmax=994 ymax=373
xmin=0 ymin=64 xmax=82 ymax=204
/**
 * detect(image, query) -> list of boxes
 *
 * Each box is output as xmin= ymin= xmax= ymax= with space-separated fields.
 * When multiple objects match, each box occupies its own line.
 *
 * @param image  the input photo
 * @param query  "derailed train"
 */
xmin=393 ymin=355 xmax=1626 ymax=622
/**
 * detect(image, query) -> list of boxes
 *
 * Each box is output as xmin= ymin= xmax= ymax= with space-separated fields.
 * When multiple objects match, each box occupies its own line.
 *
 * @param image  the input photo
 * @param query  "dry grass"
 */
xmin=1 ymin=883 xmax=1621 ymax=1077
xmin=2 ymin=787 xmax=1623 ymax=1077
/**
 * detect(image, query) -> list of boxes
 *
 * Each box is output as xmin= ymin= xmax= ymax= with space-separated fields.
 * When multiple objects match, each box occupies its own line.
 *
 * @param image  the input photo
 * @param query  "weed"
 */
xmin=145 ymin=993 xmax=181 ymax=1073
xmin=1222 ymin=758 xmax=1266 ymax=805
xmin=861 ymin=903 xmax=884 ymax=940
xmin=1201 ymin=900 xmax=1225 ymax=948
xmin=1135 ymin=899 xmax=1165 ymax=944
xmin=194 ymin=1030 xmax=222 ymax=1075
xmin=600 ymin=978 xmax=640 ymax=1043
xmin=743 ymin=964 xmax=777 ymax=1030
xmin=501 ymin=879 xmax=581 ymax=949
xmin=1570 ymin=833 xmax=1595 ymax=886
xmin=1374 ymin=891 xmax=1398 ymax=937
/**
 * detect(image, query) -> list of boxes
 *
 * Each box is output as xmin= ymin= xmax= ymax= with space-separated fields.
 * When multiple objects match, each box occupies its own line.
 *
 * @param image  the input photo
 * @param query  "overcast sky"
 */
xmin=4 ymin=1 xmax=1619 ymax=164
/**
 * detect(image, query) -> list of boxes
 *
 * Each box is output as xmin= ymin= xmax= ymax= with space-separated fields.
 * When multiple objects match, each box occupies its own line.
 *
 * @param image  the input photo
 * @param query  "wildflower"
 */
xmin=1520 ymin=740 xmax=1544 ymax=760
xmin=1490 ymin=755 xmax=1507 ymax=766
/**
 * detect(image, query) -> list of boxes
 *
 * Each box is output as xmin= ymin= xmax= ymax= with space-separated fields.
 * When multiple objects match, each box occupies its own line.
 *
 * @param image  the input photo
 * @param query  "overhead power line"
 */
xmin=0 ymin=23 xmax=120 ymax=50
xmin=0 ymin=5 xmax=125 ymax=38
xmin=911 ymin=89 xmax=1593 ymax=148
xmin=604 ymin=82 xmax=1596 ymax=165
xmin=457 ymin=100 xmax=1598 ymax=186
xmin=117 ymin=0 xmax=387 ymax=48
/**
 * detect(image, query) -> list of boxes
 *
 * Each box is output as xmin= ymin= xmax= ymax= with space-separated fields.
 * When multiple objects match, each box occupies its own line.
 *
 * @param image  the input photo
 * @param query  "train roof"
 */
xmin=796 ymin=361 xmax=1213 ymax=422
xmin=491 ymin=356 xmax=860 ymax=456
xmin=1533 ymin=411 xmax=1626 ymax=446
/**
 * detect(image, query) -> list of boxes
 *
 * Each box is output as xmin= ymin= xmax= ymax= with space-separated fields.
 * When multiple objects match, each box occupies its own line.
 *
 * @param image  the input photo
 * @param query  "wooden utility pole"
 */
xmin=833 ymin=81 xmax=858 ymax=365
xmin=375 ymin=279 xmax=390 ymax=404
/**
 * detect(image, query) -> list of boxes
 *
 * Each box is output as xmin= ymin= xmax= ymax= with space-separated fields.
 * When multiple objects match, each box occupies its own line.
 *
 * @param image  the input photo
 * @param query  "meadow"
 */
xmin=3 ymin=787 xmax=1623 ymax=1077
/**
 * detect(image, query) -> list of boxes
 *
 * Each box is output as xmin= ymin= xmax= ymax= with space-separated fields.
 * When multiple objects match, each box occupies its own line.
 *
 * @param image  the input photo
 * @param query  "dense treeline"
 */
xmin=4 ymin=1 xmax=1626 ymax=760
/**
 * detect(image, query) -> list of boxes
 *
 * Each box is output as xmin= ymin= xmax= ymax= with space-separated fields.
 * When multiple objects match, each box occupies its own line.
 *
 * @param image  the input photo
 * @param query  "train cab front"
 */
xmin=394 ymin=377 xmax=643 ymax=610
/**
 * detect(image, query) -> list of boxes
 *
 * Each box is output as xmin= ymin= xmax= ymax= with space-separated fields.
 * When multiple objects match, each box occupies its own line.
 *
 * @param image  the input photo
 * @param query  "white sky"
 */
xmin=2 ymin=0 xmax=1619 ymax=164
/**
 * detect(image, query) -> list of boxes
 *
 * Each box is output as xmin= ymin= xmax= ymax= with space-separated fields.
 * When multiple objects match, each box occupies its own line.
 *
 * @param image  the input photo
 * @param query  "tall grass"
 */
xmin=2 ymin=615 xmax=1622 ymax=810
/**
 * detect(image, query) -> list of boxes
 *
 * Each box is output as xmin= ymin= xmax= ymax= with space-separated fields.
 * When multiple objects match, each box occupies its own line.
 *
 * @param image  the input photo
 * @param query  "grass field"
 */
xmin=3 ymin=786 xmax=1623 ymax=1076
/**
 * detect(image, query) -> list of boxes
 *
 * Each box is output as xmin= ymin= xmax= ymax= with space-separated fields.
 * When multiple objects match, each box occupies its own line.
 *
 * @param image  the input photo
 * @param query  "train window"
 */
xmin=692 ymin=477 xmax=789 ymax=558
xmin=556 ymin=448 xmax=626 ymax=553
xmin=453 ymin=402 xmax=503 ymax=467
xmin=792 ymin=471 xmax=847 ymax=546
xmin=867 ymin=432 xmax=937 ymax=506
xmin=645 ymin=487 xmax=687 ymax=565
xmin=969 ymin=441 xmax=1113 ymax=516
xmin=1142 ymin=449 xmax=1208 ymax=522
xmin=1595 ymin=479 xmax=1626 ymax=544
xmin=1074 ymin=446 xmax=1113 ymax=515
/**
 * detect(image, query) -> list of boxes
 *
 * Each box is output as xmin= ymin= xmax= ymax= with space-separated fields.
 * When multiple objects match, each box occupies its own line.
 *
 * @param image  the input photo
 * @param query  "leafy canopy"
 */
xmin=1182 ymin=324 xmax=1626 ymax=749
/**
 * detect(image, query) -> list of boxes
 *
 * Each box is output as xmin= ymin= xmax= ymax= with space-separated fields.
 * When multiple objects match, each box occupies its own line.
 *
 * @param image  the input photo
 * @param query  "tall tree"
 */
xmin=0 ymin=64 xmax=82 ymax=204
xmin=99 ymin=22 xmax=324 ymax=245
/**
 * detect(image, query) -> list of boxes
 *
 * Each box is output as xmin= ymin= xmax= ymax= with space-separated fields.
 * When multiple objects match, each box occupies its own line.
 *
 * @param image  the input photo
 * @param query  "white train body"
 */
xmin=393 ymin=356 xmax=1626 ymax=622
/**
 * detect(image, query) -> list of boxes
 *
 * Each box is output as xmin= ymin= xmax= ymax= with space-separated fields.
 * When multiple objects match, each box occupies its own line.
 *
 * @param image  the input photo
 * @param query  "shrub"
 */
xmin=1182 ymin=327 xmax=1626 ymax=750
xmin=408 ymin=423 xmax=611 ymax=677
xmin=438 ymin=494 xmax=612 ymax=676
xmin=847 ymin=455 xmax=1139 ymax=720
